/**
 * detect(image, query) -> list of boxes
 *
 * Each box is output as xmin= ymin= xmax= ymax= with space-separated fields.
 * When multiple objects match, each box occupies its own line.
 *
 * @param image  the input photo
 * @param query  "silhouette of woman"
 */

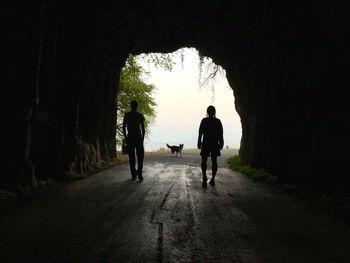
xmin=197 ymin=105 xmax=224 ymax=187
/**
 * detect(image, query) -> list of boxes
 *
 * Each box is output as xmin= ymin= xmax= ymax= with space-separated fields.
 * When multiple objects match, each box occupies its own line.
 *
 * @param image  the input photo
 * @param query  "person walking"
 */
xmin=197 ymin=105 xmax=224 ymax=187
xmin=123 ymin=100 xmax=145 ymax=181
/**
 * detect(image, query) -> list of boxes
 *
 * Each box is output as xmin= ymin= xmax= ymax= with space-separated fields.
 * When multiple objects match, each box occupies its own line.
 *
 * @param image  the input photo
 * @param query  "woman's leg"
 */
xmin=201 ymin=155 xmax=208 ymax=187
xmin=211 ymin=155 xmax=218 ymax=177
xmin=209 ymin=155 xmax=218 ymax=186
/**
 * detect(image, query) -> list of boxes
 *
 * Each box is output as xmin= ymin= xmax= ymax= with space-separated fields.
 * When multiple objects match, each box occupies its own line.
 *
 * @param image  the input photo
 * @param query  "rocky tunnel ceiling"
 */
xmin=2 ymin=1 xmax=349 ymax=192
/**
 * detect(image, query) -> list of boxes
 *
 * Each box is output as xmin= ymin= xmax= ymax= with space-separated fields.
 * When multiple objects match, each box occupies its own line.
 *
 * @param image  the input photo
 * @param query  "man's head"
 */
xmin=130 ymin=100 xmax=138 ymax=111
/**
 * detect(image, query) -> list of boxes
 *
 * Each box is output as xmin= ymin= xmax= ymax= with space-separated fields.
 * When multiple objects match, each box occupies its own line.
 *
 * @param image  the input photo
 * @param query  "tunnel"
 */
xmin=2 ymin=1 xmax=349 ymax=193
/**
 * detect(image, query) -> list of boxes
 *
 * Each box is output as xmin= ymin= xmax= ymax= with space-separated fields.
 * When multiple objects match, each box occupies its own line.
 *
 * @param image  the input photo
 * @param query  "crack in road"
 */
xmin=150 ymin=180 xmax=176 ymax=263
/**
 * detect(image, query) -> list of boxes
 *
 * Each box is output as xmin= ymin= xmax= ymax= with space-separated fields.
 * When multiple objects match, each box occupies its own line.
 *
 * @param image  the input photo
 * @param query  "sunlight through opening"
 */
xmin=119 ymin=47 xmax=242 ymax=152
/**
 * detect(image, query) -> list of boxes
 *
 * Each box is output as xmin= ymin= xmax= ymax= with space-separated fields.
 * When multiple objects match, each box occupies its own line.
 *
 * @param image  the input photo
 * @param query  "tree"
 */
xmin=116 ymin=55 xmax=157 ymax=146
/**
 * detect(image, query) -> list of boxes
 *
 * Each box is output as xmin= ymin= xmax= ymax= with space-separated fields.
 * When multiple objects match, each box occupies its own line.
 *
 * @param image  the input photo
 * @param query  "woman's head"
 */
xmin=207 ymin=105 xmax=216 ymax=118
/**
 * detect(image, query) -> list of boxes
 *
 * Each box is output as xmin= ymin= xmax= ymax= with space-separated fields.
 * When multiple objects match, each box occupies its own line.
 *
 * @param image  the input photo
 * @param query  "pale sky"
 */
xmin=136 ymin=48 xmax=242 ymax=151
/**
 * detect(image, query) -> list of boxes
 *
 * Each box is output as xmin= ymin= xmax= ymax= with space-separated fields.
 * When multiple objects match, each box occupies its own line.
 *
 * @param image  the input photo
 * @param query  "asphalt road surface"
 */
xmin=1 ymin=149 xmax=350 ymax=262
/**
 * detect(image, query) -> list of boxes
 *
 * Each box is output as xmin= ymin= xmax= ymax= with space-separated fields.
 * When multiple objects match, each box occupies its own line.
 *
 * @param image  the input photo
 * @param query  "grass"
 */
xmin=63 ymin=150 xmax=165 ymax=181
xmin=228 ymin=155 xmax=350 ymax=223
xmin=1 ymin=153 xmax=157 ymax=209
xmin=64 ymin=171 xmax=87 ymax=180
xmin=1 ymin=178 xmax=60 ymax=208
xmin=228 ymin=155 xmax=277 ymax=182
xmin=0 ymin=189 xmax=17 ymax=207
xmin=63 ymin=154 xmax=130 ymax=181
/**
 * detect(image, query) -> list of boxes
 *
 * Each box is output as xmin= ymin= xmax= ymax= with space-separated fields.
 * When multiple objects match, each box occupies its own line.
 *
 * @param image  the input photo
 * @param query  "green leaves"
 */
xmin=116 ymin=55 xmax=157 ymax=145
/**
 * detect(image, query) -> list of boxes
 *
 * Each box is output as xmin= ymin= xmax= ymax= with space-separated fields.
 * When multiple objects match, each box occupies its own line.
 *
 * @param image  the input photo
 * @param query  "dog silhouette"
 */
xmin=166 ymin=144 xmax=184 ymax=157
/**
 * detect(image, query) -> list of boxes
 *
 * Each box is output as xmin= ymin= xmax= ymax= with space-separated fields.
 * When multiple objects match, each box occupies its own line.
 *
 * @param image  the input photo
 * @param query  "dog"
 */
xmin=166 ymin=143 xmax=184 ymax=157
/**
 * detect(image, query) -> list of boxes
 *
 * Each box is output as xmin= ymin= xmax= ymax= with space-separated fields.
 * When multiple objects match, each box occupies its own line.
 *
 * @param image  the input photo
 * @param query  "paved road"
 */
xmin=1 ymin=149 xmax=350 ymax=262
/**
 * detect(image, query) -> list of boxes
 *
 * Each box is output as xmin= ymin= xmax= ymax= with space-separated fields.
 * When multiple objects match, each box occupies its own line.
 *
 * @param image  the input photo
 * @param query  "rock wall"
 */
xmin=2 ymin=1 xmax=127 ymax=189
xmin=2 ymin=1 xmax=349 ymax=192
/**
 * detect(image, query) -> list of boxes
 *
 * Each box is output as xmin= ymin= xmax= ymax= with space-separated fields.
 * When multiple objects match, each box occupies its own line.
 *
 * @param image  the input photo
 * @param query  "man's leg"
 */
xmin=136 ymin=142 xmax=144 ymax=181
xmin=201 ymin=155 xmax=208 ymax=187
xmin=128 ymin=144 xmax=137 ymax=179
xmin=209 ymin=155 xmax=218 ymax=186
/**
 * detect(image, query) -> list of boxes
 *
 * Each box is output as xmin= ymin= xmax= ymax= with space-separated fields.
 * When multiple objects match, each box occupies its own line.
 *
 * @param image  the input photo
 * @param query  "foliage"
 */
xmin=37 ymin=178 xmax=56 ymax=188
xmin=64 ymin=171 xmax=87 ymax=180
xmin=138 ymin=52 xmax=176 ymax=71
xmin=139 ymin=48 xmax=226 ymax=91
xmin=228 ymin=155 xmax=277 ymax=182
xmin=117 ymin=54 xmax=157 ymax=146
xmin=198 ymin=55 xmax=225 ymax=88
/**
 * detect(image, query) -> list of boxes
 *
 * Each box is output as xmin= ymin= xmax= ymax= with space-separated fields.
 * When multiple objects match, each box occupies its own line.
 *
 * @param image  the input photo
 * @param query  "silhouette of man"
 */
xmin=197 ymin=105 xmax=224 ymax=187
xmin=123 ymin=100 xmax=145 ymax=181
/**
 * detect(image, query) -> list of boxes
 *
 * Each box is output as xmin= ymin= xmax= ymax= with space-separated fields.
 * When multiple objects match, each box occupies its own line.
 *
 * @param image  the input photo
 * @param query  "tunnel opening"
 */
xmin=2 ymin=1 xmax=349 ymax=196
xmin=116 ymin=47 xmax=242 ymax=153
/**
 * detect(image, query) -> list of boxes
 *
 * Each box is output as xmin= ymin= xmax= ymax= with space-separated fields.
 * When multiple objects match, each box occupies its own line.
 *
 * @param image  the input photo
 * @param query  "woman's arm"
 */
xmin=197 ymin=119 xmax=204 ymax=149
xmin=218 ymin=119 xmax=224 ymax=150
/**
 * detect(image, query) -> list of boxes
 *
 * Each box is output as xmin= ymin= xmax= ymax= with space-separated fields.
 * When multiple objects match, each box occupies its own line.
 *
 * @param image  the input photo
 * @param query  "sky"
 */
xmin=135 ymin=48 xmax=242 ymax=151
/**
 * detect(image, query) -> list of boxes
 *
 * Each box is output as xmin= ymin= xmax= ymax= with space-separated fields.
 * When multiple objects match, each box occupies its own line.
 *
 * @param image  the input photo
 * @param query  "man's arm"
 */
xmin=141 ymin=116 xmax=145 ymax=140
xmin=122 ymin=115 xmax=127 ymax=139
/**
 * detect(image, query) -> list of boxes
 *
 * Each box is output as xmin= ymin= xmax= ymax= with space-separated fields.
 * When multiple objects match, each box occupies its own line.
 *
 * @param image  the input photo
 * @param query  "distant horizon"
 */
xmin=117 ymin=147 xmax=240 ymax=153
xmin=146 ymin=146 xmax=240 ymax=153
